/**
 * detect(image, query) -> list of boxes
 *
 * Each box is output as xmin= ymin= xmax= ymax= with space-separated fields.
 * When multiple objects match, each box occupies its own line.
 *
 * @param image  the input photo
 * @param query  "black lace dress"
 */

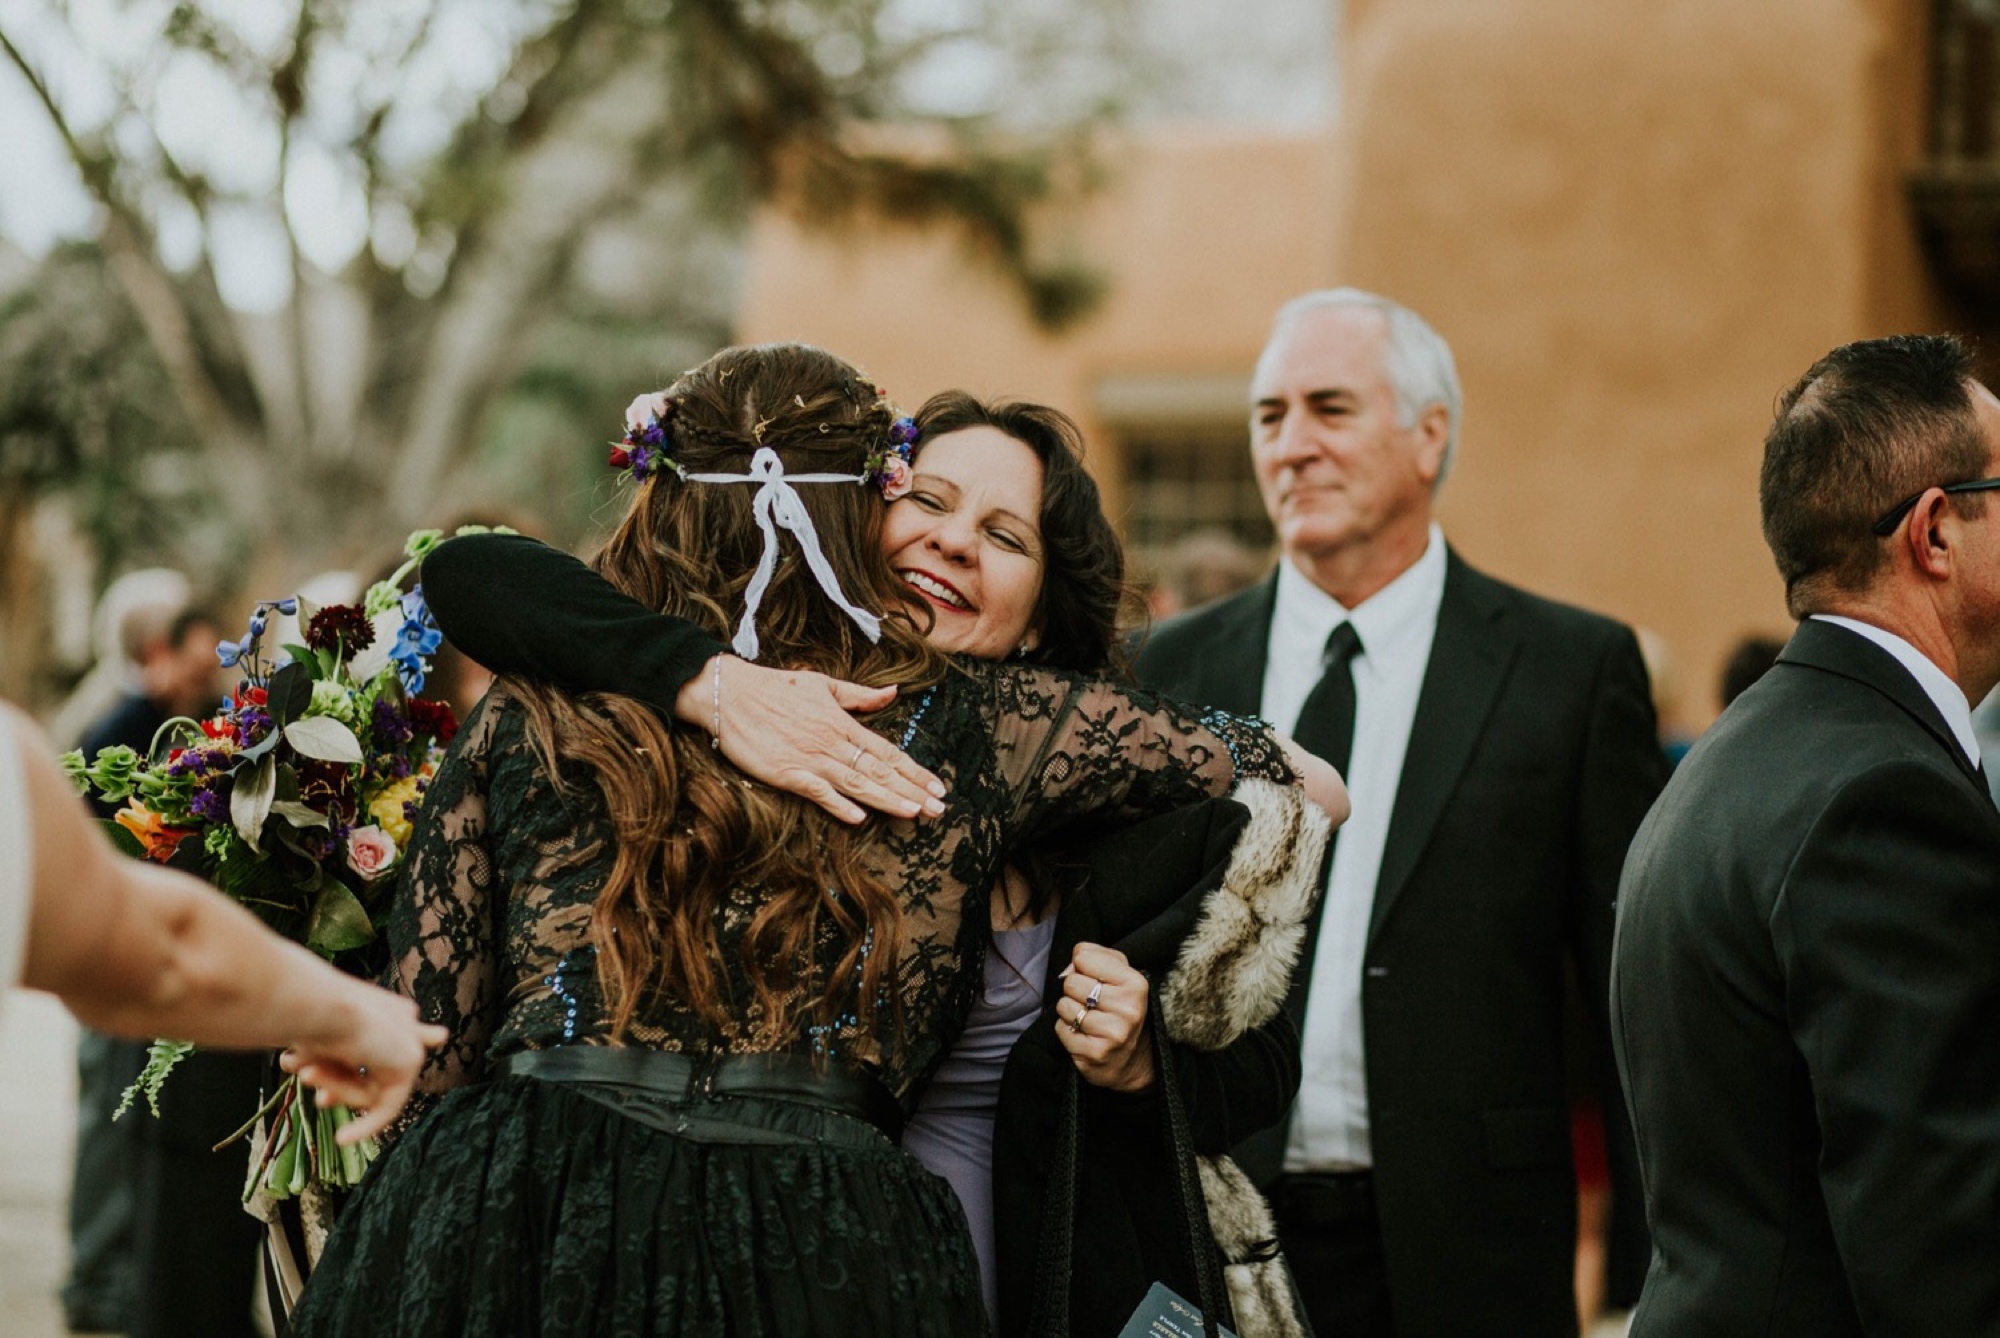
xmin=290 ymin=661 xmax=1293 ymax=1337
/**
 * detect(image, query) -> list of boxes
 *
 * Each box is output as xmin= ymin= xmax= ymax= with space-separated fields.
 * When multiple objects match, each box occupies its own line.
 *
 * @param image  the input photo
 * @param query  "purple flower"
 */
xmin=888 ymin=417 xmax=919 ymax=446
xmin=190 ymin=787 xmax=228 ymax=824
xmin=372 ymin=698 xmax=412 ymax=748
xmin=630 ymin=443 xmax=655 ymax=482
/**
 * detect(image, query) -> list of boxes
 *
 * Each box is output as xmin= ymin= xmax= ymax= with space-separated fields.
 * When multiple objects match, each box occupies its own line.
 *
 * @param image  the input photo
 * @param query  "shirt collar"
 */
xmin=1811 ymin=614 xmax=1981 ymax=765
xmin=1273 ymin=524 xmax=1448 ymax=666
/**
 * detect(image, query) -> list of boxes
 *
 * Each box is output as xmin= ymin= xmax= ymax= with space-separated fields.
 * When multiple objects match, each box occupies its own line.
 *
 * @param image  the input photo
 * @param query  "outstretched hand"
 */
xmin=675 ymin=654 xmax=948 ymax=824
xmin=282 ymin=988 xmax=449 ymax=1145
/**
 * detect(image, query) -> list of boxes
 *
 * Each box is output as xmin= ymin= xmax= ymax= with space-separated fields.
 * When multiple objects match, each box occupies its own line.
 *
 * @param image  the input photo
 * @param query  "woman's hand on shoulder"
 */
xmin=1056 ymin=942 xmax=1155 ymax=1093
xmin=674 ymin=654 xmax=947 ymax=824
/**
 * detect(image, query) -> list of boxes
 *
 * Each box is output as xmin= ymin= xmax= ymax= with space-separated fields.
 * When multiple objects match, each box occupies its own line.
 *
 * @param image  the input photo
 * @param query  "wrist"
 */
xmin=675 ymin=655 xmax=725 ymax=731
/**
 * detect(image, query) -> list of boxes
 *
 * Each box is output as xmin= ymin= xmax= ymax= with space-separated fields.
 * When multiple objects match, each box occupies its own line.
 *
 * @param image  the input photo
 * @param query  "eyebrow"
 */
xmin=1254 ymin=387 xmax=1361 ymax=413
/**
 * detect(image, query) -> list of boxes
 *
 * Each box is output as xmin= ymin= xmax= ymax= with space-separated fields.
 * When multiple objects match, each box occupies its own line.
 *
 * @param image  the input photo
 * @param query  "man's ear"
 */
xmin=1906 ymin=488 xmax=1957 ymax=580
xmin=1413 ymin=404 xmax=1451 ymax=485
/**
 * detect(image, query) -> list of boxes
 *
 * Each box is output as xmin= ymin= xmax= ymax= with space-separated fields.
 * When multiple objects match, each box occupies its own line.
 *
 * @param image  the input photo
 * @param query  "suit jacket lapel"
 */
xmin=1178 ymin=573 xmax=1278 ymax=716
xmin=1369 ymin=552 xmax=1519 ymax=946
xmin=1780 ymin=618 xmax=1985 ymax=789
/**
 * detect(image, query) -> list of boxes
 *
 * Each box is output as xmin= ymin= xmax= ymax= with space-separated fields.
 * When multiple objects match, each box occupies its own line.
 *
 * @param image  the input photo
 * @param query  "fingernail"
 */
xmin=927 ymin=780 xmax=946 ymax=798
xmin=923 ymin=798 xmax=945 ymax=816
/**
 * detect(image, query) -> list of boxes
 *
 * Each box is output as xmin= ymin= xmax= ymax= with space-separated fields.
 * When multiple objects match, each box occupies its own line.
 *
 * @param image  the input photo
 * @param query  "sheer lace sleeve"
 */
xmin=986 ymin=666 xmax=1296 ymax=837
xmin=383 ymin=690 xmax=504 ymax=1097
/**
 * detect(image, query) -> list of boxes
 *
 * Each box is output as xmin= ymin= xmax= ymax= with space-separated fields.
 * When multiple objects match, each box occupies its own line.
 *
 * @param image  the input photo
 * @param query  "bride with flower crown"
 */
xmin=289 ymin=342 xmax=1341 ymax=1336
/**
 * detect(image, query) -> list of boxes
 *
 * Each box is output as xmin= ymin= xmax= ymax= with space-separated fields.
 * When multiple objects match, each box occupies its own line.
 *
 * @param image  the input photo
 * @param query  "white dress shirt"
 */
xmin=1811 ymin=615 xmax=1980 ymax=765
xmin=1263 ymin=526 xmax=1448 ymax=1171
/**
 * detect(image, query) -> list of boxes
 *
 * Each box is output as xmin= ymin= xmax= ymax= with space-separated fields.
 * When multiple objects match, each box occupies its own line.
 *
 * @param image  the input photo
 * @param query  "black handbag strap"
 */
xmin=1028 ymin=998 xmax=1226 ymax=1338
xmin=1027 ymin=1068 xmax=1082 ymax=1337
xmin=1151 ymin=993 xmax=1227 ymax=1338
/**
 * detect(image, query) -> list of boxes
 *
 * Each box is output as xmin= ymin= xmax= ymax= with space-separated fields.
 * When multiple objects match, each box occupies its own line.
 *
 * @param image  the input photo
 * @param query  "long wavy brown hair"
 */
xmin=510 ymin=344 xmax=943 ymax=1045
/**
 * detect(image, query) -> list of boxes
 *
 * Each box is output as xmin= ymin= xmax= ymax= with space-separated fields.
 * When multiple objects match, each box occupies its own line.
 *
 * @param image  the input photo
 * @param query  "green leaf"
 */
xmin=268 ymin=662 xmax=312 ymax=726
xmin=284 ymin=716 xmax=363 ymax=764
xmin=230 ymin=754 xmax=278 ymax=853
xmin=305 ymin=876 xmax=377 ymax=955
xmin=113 ymin=1039 xmax=194 ymax=1120
xmin=268 ymin=800 xmax=330 ymax=829
xmin=280 ymin=644 xmax=315 ymax=675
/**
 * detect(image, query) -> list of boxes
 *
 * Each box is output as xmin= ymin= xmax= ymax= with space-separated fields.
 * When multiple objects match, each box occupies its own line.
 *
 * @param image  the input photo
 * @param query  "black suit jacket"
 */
xmin=1612 ymin=618 xmax=2000 ymax=1336
xmin=1135 ymin=549 xmax=1664 ymax=1336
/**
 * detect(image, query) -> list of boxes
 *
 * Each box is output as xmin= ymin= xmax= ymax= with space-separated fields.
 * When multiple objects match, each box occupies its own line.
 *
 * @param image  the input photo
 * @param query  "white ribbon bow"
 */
xmin=685 ymin=447 xmax=883 ymax=660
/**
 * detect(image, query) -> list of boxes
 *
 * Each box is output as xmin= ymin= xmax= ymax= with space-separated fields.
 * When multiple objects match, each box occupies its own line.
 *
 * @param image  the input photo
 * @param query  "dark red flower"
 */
xmin=305 ymin=604 xmax=375 ymax=653
xmin=407 ymin=697 xmax=459 ymax=745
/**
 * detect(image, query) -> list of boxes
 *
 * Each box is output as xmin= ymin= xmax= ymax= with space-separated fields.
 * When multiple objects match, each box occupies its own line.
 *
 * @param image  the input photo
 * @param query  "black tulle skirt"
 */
xmin=290 ymin=1074 xmax=988 ymax=1337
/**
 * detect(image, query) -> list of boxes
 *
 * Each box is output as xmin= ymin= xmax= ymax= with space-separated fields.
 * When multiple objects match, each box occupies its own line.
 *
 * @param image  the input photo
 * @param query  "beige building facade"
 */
xmin=741 ymin=0 xmax=1984 ymax=732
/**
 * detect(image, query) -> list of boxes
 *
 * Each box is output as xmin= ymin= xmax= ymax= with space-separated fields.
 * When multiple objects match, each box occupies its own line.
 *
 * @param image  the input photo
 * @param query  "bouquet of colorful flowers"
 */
xmin=63 ymin=527 xmax=489 ymax=1199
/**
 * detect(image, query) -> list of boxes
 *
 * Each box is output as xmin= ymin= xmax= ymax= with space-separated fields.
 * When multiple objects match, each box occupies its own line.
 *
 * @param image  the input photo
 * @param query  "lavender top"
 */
xmin=901 ymin=916 xmax=1059 ymax=1325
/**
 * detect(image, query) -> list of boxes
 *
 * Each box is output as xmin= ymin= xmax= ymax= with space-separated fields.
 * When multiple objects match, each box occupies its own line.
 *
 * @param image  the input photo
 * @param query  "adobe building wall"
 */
xmin=1326 ymin=0 xmax=1943 ymax=731
xmin=737 ymin=127 xmax=1341 ymax=528
xmin=741 ymin=0 xmax=1951 ymax=731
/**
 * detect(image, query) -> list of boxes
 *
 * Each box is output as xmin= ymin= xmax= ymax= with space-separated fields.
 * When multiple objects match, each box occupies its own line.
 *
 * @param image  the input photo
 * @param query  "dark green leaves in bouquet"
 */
xmin=267 ymin=661 xmax=313 ymax=727
xmin=305 ymin=873 xmax=376 ymax=956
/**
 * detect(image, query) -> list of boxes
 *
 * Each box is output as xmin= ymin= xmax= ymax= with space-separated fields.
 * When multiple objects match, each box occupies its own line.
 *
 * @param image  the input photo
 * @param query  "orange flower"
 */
xmin=115 ymin=802 xmax=196 ymax=864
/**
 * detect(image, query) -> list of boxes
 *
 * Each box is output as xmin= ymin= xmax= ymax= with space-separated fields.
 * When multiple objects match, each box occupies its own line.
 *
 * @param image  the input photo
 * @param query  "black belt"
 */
xmin=1271 ymin=1169 xmax=1377 ymax=1229
xmin=495 ymin=1047 xmax=904 ymax=1143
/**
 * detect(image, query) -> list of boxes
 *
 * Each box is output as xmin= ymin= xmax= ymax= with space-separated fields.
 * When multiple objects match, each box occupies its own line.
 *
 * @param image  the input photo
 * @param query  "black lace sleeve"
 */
xmin=421 ymin=533 xmax=725 ymax=713
xmin=382 ymin=691 xmax=506 ymax=1097
xmin=987 ymin=666 xmax=1297 ymax=837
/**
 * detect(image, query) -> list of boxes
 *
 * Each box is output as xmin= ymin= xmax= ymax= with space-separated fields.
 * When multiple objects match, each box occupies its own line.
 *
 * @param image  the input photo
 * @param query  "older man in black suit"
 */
xmin=1137 ymin=289 xmax=1664 ymax=1336
xmin=1613 ymin=334 xmax=2000 ymax=1334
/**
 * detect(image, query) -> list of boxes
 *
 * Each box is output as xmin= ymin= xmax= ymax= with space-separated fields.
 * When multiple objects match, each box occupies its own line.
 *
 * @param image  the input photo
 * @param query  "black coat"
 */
xmin=1135 ymin=550 xmax=1664 ymax=1336
xmin=1612 ymin=617 xmax=2000 ymax=1335
xmin=992 ymin=788 xmax=1324 ymax=1338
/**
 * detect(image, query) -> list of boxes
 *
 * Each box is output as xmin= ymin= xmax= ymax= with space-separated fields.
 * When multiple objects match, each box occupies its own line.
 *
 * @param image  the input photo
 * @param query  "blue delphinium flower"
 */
xmin=389 ymin=588 xmax=443 ymax=695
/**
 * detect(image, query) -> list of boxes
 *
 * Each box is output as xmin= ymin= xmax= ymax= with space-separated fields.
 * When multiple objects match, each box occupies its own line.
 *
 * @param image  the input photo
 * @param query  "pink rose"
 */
xmin=624 ymin=391 xmax=670 ymax=432
xmin=879 ymin=455 xmax=913 ymax=501
xmin=346 ymin=825 xmax=399 ymax=880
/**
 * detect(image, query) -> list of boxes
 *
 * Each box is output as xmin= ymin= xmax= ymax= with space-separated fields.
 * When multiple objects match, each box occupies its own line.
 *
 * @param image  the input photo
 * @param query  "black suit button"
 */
xmin=1366 ymin=966 xmax=1389 ymax=979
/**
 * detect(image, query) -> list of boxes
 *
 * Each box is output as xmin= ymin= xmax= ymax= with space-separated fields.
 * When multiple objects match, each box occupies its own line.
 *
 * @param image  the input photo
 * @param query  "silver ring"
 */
xmin=1084 ymin=981 xmax=1102 ymax=1011
xmin=849 ymin=744 xmax=867 ymax=770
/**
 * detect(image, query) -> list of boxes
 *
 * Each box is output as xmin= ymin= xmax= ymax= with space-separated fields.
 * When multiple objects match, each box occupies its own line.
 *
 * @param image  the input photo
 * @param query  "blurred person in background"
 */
xmin=47 ymin=569 xmax=193 ymax=752
xmin=1717 ymin=633 xmax=1787 ymax=711
xmin=63 ymin=588 xmax=223 ymax=1334
xmin=1137 ymin=288 xmax=1664 ymax=1337
xmin=1146 ymin=527 xmax=1268 ymax=620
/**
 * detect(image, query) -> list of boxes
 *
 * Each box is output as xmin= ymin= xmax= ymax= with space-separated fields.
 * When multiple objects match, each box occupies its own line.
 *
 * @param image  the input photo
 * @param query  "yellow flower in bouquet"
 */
xmin=366 ymin=776 xmax=422 ymax=848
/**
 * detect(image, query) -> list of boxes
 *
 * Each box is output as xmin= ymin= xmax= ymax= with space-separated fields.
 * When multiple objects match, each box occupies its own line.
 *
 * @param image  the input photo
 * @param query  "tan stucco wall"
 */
xmin=738 ymin=127 xmax=1341 ymax=523
xmin=741 ymin=0 xmax=1948 ymax=731
xmin=1324 ymin=0 xmax=1946 ymax=730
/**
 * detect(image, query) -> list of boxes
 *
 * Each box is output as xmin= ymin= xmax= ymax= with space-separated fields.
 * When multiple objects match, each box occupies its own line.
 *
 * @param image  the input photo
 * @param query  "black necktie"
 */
xmin=1292 ymin=620 xmax=1364 ymax=777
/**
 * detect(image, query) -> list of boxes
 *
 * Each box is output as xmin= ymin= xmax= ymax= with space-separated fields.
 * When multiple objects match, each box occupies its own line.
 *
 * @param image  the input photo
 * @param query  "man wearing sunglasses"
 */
xmin=1612 ymin=333 xmax=2000 ymax=1336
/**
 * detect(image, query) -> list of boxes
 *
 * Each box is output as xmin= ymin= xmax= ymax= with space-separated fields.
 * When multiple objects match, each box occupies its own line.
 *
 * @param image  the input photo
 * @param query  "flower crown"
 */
xmin=607 ymin=391 xmax=919 ymax=498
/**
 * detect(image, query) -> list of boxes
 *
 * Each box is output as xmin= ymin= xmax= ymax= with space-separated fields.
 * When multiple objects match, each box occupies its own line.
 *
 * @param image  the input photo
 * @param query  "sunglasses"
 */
xmin=1870 ymin=477 xmax=2000 ymax=537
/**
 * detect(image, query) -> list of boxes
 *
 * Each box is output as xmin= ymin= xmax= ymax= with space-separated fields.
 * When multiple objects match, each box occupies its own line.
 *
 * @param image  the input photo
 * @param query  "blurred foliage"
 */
xmin=0 ymin=0 xmax=1130 ymax=593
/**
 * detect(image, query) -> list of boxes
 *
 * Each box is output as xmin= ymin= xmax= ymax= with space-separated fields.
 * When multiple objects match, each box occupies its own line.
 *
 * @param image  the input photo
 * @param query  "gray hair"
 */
xmin=1262 ymin=288 xmax=1463 ymax=488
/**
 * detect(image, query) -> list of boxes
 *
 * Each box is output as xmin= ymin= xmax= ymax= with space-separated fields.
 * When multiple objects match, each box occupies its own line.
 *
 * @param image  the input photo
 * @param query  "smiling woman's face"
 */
xmin=879 ymin=425 xmax=1046 ymax=660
